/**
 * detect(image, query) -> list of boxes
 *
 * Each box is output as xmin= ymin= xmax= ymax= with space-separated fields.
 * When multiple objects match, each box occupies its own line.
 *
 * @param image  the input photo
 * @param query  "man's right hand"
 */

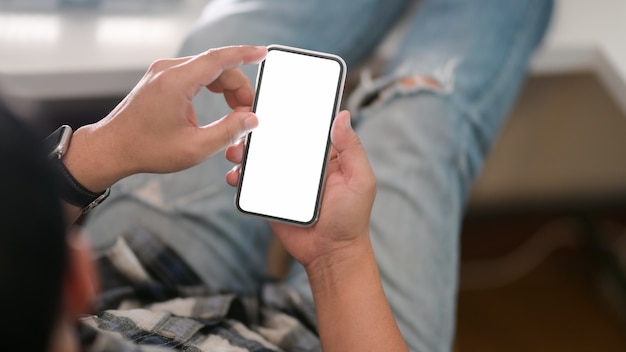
xmin=225 ymin=110 xmax=377 ymax=269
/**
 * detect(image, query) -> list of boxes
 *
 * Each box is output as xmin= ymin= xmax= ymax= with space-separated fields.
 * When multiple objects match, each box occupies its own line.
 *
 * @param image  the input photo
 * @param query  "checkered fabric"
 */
xmin=80 ymin=226 xmax=320 ymax=352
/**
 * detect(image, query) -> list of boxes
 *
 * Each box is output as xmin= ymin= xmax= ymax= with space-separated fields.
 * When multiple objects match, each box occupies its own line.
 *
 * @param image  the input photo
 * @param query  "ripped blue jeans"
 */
xmin=84 ymin=0 xmax=554 ymax=350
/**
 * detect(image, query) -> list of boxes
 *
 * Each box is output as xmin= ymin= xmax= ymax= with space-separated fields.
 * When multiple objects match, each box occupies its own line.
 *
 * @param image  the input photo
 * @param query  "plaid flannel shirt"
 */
xmin=79 ymin=226 xmax=321 ymax=352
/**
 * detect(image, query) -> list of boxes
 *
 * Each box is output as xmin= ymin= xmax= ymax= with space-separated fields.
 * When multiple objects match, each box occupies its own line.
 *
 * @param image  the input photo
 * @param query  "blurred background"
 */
xmin=1 ymin=0 xmax=625 ymax=350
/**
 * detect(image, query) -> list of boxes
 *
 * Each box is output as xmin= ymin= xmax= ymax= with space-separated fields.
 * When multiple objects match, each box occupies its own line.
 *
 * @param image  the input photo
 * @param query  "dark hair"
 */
xmin=0 ymin=107 xmax=68 ymax=351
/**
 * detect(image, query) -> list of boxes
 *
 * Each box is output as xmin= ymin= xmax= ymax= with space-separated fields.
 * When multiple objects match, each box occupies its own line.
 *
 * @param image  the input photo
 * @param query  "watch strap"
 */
xmin=53 ymin=157 xmax=109 ymax=211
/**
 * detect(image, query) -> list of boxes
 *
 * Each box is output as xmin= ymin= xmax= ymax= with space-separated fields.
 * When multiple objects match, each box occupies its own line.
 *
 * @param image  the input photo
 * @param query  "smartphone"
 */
xmin=235 ymin=45 xmax=347 ymax=226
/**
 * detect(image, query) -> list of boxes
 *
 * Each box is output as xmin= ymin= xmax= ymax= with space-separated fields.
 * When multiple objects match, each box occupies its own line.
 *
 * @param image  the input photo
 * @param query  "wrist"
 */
xmin=304 ymin=235 xmax=376 ymax=290
xmin=62 ymin=124 xmax=125 ymax=193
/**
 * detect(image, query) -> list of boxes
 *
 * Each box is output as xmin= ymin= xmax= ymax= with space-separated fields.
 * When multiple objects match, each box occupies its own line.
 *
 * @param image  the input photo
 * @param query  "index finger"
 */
xmin=180 ymin=45 xmax=267 ymax=92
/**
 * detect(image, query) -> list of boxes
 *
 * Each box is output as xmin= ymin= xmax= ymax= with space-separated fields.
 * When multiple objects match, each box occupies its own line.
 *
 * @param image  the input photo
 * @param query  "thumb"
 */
xmin=199 ymin=111 xmax=258 ymax=153
xmin=330 ymin=111 xmax=371 ymax=176
xmin=331 ymin=110 xmax=359 ymax=155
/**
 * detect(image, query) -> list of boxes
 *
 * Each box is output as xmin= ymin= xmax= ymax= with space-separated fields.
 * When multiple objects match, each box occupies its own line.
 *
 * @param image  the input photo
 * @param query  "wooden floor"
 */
xmin=455 ymin=210 xmax=626 ymax=351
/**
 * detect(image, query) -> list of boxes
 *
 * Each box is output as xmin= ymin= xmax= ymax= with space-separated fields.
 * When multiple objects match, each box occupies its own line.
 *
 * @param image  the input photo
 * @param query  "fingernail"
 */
xmin=344 ymin=113 xmax=352 ymax=128
xmin=244 ymin=113 xmax=258 ymax=130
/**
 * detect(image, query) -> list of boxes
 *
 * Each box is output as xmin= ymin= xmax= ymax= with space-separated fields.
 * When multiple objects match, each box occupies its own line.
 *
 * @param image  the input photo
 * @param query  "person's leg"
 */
xmin=361 ymin=1 xmax=554 ymax=350
xmin=179 ymin=0 xmax=411 ymax=66
xmin=85 ymin=0 xmax=410 ymax=295
xmin=287 ymin=0 xmax=554 ymax=350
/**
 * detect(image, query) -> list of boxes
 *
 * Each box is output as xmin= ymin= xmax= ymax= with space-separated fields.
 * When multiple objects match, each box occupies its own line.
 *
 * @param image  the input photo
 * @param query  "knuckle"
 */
xmin=204 ymin=47 xmax=223 ymax=58
xmin=202 ymin=48 xmax=225 ymax=66
xmin=148 ymin=58 xmax=173 ymax=73
xmin=145 ymin=61 xmax=180 ymax=89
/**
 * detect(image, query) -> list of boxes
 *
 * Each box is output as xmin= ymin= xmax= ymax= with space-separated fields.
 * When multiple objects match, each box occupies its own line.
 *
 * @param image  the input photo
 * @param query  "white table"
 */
xmin=1 ymin=0 xmax=625 ymax=116
xmin=0 ymin=0 xmax=208 ymax=117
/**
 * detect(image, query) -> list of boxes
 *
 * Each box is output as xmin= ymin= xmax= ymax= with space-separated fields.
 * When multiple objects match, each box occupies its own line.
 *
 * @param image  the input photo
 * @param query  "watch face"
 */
xmin=43 ymin=125 xmax=72 ymax=159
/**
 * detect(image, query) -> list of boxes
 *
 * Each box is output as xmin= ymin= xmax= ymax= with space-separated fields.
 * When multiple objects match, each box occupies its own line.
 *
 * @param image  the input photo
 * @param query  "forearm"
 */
xmin=306 ymin=236 xmax=409 ymax=352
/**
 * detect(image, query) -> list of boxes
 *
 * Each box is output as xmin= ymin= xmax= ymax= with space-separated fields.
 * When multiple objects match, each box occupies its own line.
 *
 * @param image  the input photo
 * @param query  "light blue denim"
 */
xmin=85 ymin=1 xmax=553 ymax=350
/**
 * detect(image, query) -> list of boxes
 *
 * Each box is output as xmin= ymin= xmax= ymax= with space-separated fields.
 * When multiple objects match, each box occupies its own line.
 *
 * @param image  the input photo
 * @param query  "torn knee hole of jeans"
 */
xmin=347 ymin=58 xmax=458 ymax=112
xmin=350 ymin=73 xmax=445 ymax=111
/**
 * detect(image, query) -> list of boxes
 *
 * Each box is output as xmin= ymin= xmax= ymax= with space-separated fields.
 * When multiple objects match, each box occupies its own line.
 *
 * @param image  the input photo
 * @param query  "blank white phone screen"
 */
xmin=237 ymin=48 xmax=345 ymax=225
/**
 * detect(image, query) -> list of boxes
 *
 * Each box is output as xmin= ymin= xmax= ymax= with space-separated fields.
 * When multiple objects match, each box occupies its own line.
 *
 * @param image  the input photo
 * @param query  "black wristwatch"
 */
xmin=44 ymin=125 xmax=110 ymax=213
